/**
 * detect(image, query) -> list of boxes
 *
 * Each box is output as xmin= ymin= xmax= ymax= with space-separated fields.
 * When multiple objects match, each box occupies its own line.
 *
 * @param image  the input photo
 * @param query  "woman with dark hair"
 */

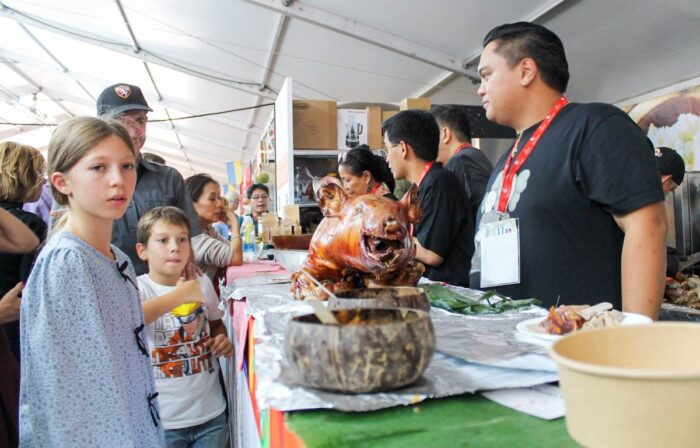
xmin=185 ymin=173 xmax=242 ymax=284
xmin=337 ymin=145 xmax=396 ymax=199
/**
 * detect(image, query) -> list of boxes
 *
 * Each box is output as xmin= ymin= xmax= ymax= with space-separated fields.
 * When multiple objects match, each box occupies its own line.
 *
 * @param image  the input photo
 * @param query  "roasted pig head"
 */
xmin=292 ymin=183 xmax=424 ymax=300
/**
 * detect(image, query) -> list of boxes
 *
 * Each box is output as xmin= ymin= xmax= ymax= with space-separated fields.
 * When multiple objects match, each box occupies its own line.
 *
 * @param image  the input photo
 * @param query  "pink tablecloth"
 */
xmin=225 ymin=260 xmax=289 ymax=284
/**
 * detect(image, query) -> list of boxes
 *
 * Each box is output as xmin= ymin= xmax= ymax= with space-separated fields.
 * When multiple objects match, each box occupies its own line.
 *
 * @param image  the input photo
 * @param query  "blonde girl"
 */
xmin=20 ymin=117 xmax=165 ymax=447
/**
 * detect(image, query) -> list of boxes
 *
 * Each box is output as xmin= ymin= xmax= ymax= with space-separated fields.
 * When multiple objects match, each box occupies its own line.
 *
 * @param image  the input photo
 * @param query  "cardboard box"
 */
xmin=337 ymin=109 xmax=368 ymax=150
xmin=366 ymin=106 xmax=382 ymax=149
xmin=399 ymin=97 xmax=432 ymax=111
xmin=382 ymin=110 xmax=398 ymax=123
xmin=293 ymin=100 xmax=337 ymax=149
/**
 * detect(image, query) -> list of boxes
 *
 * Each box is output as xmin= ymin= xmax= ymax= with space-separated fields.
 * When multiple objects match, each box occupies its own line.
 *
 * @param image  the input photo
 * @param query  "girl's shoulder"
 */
xmin=37 ymin=232 xmax=114 ymax=272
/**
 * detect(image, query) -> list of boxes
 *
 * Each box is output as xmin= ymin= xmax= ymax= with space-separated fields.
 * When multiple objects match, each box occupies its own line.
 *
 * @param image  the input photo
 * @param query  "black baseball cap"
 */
xmin=96 ymin=83 xmax=153 ymax=117
xmin=655 ymin=146 xmax=685 ymax=185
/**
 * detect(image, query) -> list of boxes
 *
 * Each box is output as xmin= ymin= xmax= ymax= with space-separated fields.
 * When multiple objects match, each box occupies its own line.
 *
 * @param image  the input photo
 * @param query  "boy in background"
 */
xmin=135 ymin=206 xmax=233 ymax=447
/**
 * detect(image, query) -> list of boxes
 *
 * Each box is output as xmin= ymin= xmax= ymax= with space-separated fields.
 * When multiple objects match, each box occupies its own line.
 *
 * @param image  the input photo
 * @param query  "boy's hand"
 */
xmin=207 ymin=334 xmax=233 ymax=358
xmin=0 ymin=282 xmax=23 ymax=324
xmin=182 ymin=261 xmax=202 ymax=281
xmin=175 ymin=278 xmax=205 ymax=306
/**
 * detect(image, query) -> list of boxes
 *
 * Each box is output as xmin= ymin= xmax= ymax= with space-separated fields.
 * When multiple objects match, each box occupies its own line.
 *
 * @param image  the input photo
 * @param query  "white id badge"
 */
xmin=480 ymin=218 xmax=520 ymax=288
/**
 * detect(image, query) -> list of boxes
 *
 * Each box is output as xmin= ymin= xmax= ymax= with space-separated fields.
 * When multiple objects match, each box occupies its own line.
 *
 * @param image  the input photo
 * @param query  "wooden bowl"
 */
xmin=328 ymin=287 xmax=430 ymax=311
xmin=272 ymin=234 xmax=313 ymax=250
xmin=550 ymin=323 xmax=700 ymax=447
xmin=284 ymin=308 xmax=435 ymax=393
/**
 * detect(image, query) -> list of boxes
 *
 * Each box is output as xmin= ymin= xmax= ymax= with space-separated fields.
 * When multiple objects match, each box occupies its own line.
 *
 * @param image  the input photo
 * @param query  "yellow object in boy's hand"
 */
xmin=171 ymin=302 xmax=201 ymax=318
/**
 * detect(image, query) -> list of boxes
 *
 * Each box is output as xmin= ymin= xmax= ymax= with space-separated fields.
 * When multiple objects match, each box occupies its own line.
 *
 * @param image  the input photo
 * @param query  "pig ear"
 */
xmin=400 ymin=184 xmax=421 ymax=224
xmin=318 ymin=182 xmax=348 ymax=217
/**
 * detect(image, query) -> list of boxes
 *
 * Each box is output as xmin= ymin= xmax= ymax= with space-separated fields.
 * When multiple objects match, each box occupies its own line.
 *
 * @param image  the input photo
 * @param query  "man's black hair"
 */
xmin=483 ymin=22 xmax=569 ymax=93
xmin=431 ymin=105 xmax=472 ymax=143
xmin=381 ymin=110 xmax=439 ymax=162
xmin=246 ymin=183 xmax=269 ymax=199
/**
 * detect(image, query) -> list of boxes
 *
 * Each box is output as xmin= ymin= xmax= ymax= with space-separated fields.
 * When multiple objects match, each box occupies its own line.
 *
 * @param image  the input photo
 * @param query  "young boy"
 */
xmin=135 ymin=206 xmax=233 ymax=447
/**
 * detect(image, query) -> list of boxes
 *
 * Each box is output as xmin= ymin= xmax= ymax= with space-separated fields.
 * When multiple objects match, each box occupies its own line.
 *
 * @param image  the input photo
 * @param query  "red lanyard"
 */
xmin=453 ymin=142 xmax=472 ymax=157
xmin=416 ymin=161 xmax=434 ymax=188
xmin=497 ymin=96 xmax=568 ymax=213
xmin=369 ymin=183 xmax=381 ymax=195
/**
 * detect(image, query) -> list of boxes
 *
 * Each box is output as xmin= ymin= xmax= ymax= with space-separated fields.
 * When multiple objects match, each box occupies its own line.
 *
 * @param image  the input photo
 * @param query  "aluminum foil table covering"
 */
xmin=223 ymin=282 xmax=559 ymax=413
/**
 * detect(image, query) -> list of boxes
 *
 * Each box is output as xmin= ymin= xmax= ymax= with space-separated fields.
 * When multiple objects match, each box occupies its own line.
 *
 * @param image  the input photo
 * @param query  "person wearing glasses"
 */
xmin=246 ymin=183 xmax=270 ymax=235
xmin=382 ymin=110 xmax=474 ymax=287
xmin=95 ymin=83 xmax=203 ymax=277
xmin=338 ymin=145 xmax=397 ymax=199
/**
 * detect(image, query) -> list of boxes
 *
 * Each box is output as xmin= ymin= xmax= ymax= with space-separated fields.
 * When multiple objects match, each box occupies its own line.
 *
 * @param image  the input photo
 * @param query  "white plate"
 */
xmin=516 ymin=312 xmax=653 ymax=341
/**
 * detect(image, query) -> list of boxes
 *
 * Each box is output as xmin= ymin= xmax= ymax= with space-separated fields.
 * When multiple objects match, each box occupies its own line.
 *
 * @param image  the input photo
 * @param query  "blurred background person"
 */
xmin=22 ymin=182 xmax=52 ymax=227
xmin=212 ymin=190 xmax=242 ymax=240
xmin=0 ymin=142 xmax=47 ymax=362
xmin=338 ymin=145 xmax=396 ymax=199
xmin=0 ymin=207 xmax=40 ymax=448
xmin=186 ymin=174 xmax=242 ymax=286
xmin=431 ymin=105 xmax=493 ymax=220
xmin=245 ymin=183 xmax=270 ymax=235
xmin=655 ymin=146 xmax=686 ymax=277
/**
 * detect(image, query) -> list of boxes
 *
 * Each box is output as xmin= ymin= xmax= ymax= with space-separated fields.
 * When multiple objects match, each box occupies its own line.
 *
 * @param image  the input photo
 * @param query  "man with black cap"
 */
xmin=97 ymin=83 xmax=202 ymax=275
xmin=655 ymin=146 xmax=686 ymax=276
xmin=655 ymin=146 xmax=685 ymax=196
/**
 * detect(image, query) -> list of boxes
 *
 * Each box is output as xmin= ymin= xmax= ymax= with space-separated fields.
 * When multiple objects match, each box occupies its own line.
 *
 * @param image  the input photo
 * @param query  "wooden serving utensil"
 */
xmin=300 ymin=269 xmax=339 ymax=325
xmin=305 ymin=298 xmax=340 ymax=325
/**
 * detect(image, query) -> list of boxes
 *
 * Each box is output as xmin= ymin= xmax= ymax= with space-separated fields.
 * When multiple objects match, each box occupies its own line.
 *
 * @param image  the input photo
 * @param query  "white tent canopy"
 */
xmin=0 ymin=0 xmax=698 ymax=183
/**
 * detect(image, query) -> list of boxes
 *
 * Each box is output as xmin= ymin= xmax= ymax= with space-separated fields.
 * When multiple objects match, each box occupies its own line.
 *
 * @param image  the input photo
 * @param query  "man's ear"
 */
xmin=441 ymin=127 xmax=451 ymax=145
xmin=519 ymin=58 xmax=537 ymax=87
xmin=50 ymin=172 xmax=70 ymax=197
xmin=318 ymin=182 xmax=348 ymax=217
xmin=135 ymin=243 xmax=149 ymax=261
xmin=400 ymin=185 xmax=421 ymax=224
xmin=399 ymin=141 xmax=410 ymax=160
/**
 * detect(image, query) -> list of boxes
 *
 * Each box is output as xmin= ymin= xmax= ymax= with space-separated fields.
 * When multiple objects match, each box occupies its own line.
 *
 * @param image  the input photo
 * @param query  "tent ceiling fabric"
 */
xmin=0 ymin=0 xmax=698 ymax=184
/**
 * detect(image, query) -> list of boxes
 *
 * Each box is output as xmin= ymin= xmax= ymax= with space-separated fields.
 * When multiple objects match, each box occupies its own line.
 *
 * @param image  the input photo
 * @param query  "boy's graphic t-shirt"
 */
xmin=138 ymin=274 xmax=226 ymax=430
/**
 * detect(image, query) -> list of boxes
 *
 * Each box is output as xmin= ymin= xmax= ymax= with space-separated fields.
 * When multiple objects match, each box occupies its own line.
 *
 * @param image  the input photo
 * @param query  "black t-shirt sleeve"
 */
xmin=416 ymin=182 xmax=454 ymax=258
xmin=574 ymin=112 xmax=664 ymax=215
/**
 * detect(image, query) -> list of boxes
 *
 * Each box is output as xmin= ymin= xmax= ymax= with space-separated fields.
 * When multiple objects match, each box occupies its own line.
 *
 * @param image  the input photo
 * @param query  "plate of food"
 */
xmin=516 ymin=303 xmax=653 ymax=341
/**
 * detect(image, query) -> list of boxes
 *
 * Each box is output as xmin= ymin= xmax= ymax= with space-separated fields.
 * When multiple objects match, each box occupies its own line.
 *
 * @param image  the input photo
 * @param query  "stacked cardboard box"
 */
xmin=293 ymin=100 xmax=337 ymax=149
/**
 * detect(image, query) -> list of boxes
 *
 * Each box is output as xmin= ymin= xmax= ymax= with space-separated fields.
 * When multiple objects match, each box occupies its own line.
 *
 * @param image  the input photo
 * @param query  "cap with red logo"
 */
xmin=96 ymin=83 xmax=153 ymax=118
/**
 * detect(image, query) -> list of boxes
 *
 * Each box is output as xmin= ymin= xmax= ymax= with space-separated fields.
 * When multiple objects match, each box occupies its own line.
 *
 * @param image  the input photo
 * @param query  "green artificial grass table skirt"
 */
xmin=285 ymin=394 xmax=577 ymax=448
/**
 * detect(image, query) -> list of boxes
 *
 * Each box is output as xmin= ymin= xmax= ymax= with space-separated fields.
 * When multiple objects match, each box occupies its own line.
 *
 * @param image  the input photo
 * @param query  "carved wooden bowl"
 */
xmin=328 ymin=287 xmax=430 ymax=312
xmin=284 ymin=308 xmax=435 ymax=393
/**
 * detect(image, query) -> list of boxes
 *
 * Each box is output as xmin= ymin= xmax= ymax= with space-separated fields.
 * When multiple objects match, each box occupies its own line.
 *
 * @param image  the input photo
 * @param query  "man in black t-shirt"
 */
xmin=432 ymin=105 xmax=493 ymax=223
xmin=470 ymin=22 xmax=666 ymax=318
xmin=654 ymin=146 xmax=686 ymax=276
xmin=382 ymin=110 xmax=474 ymax=286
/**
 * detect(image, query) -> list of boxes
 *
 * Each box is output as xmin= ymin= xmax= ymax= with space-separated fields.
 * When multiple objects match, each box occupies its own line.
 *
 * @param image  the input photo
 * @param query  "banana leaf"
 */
xmin=422 ymin=284 xmax=540 ymax=314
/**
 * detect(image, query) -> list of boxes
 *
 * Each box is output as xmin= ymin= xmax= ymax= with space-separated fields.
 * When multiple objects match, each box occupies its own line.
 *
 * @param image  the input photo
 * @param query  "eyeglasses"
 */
xmin=380 ymin=142 xmax=400 ymax=154
xmin=250 ymin=195 xmax=269 ymax=200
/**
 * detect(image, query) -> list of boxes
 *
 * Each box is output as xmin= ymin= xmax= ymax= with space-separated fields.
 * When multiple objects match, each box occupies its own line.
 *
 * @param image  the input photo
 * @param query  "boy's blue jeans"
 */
xmin=165 ymin=411 xmax=229 ymax=448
